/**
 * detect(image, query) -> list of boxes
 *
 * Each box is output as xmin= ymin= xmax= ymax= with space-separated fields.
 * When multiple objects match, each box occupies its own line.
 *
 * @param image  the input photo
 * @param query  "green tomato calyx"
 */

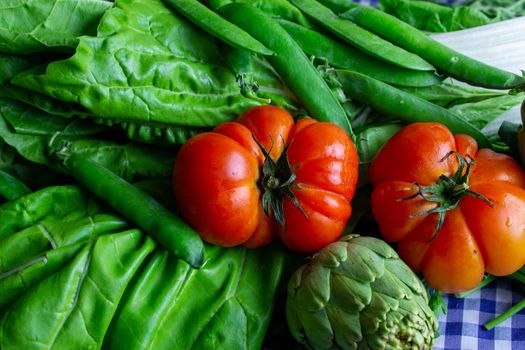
xmin=252 ymin=133 xmax=307 ymax=228
xmin=401 ymin=151 xmax=493 ymax=242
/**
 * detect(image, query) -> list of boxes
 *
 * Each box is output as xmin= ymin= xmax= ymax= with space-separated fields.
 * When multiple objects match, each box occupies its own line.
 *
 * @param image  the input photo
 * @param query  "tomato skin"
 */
xmin=173 ymin=106 xmax=358 ymax=251
xmin=172 ymin=132 xmax=261 ymax=247
xmin=279 ymin=120 xmax=358 ymax=252
xmin=370 ymin=122 xmax=458 ymax=186
xmin=370 ymin=122 xmax=525 ymax=293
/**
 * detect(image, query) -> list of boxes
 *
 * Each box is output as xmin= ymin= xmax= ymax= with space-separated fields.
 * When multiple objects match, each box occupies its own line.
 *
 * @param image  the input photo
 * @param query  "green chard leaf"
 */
xmin=0 ymin=97 xmax=175 ymax=181
xmin=104 ymin=244 xmax=290 ymax=350
xmin=0 ymin=0 xmax=113 ymax=54
xmin=400 ymin=80 xmax=508 ymax=108
xmin=12 ymin=0 xmax=260 ymax=129
xmin=468 ymin=0 xmax=525 ymax=22
xmin=0 ymin=182 xmax=293 ymax=350
xmin=450 ymin=93 xmax=524 ymax=130
xmin=379 ymin=0 xmax=492 ymax=32
xmin=0 ymin=230 xmax=156 ymax=350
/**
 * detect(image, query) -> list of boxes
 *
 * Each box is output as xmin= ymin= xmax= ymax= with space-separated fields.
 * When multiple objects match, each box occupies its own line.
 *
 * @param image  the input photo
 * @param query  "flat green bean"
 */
xmin=342 ymin=5 xmax=525 ymax=90
xmin=289 ymin=0 xmax=434 ymax=71
xmin=163 ymin=0 xmax=273 ymax=56
xmin=278 ymin=19 xmax=443 ymax=87
xmin=336 ymin=70 xmax=491 ymax=148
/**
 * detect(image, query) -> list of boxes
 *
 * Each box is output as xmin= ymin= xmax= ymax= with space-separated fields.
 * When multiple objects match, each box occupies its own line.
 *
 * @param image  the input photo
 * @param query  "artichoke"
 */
xmin=286 ymin=235 xmax=437 ymax=349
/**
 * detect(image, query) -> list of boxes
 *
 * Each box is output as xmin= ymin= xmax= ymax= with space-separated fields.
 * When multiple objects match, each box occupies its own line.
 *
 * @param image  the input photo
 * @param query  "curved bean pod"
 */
xmin=278 ymin=19 xmax=443 ymax=87
xmin=221 ymin=2 xmax=353 ymax=136
xmin=289 ymin=0 xmax=434 ymax=71
xmin=336 ymin=70 xmax=491 ymax=148
xmin=341 ymin=5 xmax=525 ymax=90
xmin=62 ymin=153 xmax=205 ymax=268
xmin=163 ymin=0 xmax=273 ymax=56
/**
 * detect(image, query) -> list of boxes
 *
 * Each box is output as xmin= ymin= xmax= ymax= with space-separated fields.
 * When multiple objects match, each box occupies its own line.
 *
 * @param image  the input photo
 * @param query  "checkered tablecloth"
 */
xmin=350 ymin=0 xmax=525 ymax=348
xmin=434 ymin=279 xmax=525 ymax=350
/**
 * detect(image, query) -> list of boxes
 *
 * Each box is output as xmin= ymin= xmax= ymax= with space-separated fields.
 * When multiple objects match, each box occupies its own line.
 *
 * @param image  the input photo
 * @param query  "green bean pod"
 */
xmin=278 ymin=19 xmax=443 ymax=87
xmin=221 ymin=2 xmax=353 ymax=136
xmin=289 ymin=0 xmax=434 ymax=71
xmin=336 ymin=70 xmax=491 ymax=148
xmin=163 ymin=0 xmax=273 ymax=56
xmin=62 ymin=153 xmax=205 ymax=268
xmin=341 ymin=6 xmax=525 ymax=90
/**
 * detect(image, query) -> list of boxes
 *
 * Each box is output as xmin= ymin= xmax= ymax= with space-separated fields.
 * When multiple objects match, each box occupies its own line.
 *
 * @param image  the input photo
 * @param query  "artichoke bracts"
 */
xmin=286 ymin=235 xmax=437 ymax=349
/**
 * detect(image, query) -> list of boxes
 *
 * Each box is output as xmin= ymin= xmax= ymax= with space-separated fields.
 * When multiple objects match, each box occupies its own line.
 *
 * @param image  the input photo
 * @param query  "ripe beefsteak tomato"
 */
xmin=173 ymin=106 xmax=358 ymax=252
xmin=370 ymin=122 xmax=525 ymax=293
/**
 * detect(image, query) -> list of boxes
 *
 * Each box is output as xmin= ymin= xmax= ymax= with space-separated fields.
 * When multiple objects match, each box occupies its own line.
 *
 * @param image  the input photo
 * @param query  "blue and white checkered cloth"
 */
xmin=350 ymin=0 xmax=525 ymax=348
xmin=434 ymin=279 xmax=525 ymax=350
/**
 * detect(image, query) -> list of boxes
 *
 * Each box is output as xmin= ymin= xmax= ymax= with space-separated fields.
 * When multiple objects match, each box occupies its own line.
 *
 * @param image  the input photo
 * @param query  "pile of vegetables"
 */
xmin=0 ymin=0 xmax=524 ymax=348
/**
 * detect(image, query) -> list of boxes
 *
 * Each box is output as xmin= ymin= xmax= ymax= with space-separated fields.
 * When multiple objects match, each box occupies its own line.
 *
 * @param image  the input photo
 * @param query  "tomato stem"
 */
xmin=401 ymin=152 xmax=493 ymax=242
xmin=252 ymin=133 xmax=307 ymax=228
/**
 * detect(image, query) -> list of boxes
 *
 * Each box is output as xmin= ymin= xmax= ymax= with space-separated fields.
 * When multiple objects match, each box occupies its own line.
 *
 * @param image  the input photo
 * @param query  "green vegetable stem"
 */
xmin=336 ymin=70 xmax=492 ymax=148
xmin=221 ymin=2 xmax=354 ymax=137
xmin=341 ymin=5 xmax=525 ymax=90
xmin=59 ymin=152 xmax=205 ymax=268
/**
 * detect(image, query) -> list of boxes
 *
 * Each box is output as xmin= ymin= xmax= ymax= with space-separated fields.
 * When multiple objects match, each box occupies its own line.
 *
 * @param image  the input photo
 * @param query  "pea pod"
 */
xmin=289 ymin=0 xmax=434 ymax=71
xmin=220 ymin=2 xmax=353 ymax=136
xmin=278 ymin=19 xmax=442 ymax=87
xmin=336 ymin=70 xmax=491 ymax=148
xmin=341 ymin=5 xmax=525 ymax=90
xmin=163 ymin=0 xmax=273 ymax=56
xmin=60 ymin=152 xmax=205 ymax=268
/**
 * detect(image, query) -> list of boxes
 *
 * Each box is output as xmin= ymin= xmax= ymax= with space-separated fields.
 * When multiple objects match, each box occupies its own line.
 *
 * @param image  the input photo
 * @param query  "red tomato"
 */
xmin=172 ymin=106 xmax=358 ymax=251
xmin=370 ymin=122 xmax=525 ymax=293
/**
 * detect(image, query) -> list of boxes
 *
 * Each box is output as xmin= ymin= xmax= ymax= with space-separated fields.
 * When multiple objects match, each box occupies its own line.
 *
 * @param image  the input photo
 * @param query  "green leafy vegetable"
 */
xmin=0 ymin=97 xmax=174 ymax=181
xmin=0 ymin=0 xmax=113 ymax=53
xmin=379 ymin=0 xmax=492 ymax=32
xmin=12 ymin=0 xmax=260 ymax=129
xmin=0 ymin=170 xmax=31 ymax=201
xmin=400 ymin=81 xmax=507 ymax=107
xmin=105 ymin=244 xmax=289 ymax=349
xmin=449 ymin=93 xmax=524 ymax=130
xmin=0 ymin=182 xmax=292 ymax=349
xmin=466 ymin=0 xmax=525 ymax=23
xmin=0 ymin=231 xmax=155 ymax=349
xmin=379 ymin=0 xmax=525 ymax=33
